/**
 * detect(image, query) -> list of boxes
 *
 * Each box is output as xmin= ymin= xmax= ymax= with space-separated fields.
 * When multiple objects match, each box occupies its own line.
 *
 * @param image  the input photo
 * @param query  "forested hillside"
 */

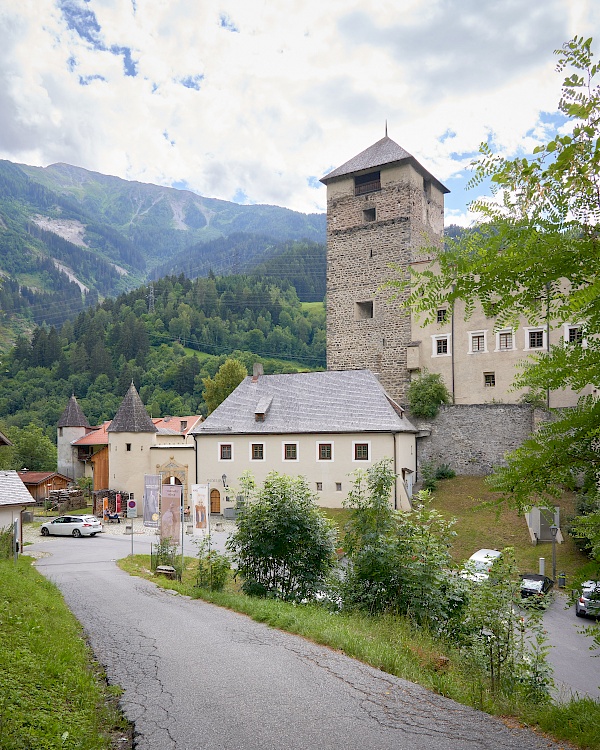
xmin=0 ymin=159 xmax=326 ymax=347
xmin=0 ymin=274 xmax=325 ymax=440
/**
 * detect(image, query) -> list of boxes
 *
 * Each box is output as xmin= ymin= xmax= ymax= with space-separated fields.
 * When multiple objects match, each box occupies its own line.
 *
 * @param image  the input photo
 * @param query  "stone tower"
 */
xmin=320 ymin=135 xmax=448 ymax=403
xmin=57 ymin=395 xmax=90 ymax=480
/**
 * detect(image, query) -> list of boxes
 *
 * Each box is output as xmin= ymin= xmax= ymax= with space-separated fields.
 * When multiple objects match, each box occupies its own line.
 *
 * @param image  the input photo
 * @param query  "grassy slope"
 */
xmin=0 ymin=557 xmax=130 ymax=749
xmin=322 ymin=477 xmax=589 ymax=584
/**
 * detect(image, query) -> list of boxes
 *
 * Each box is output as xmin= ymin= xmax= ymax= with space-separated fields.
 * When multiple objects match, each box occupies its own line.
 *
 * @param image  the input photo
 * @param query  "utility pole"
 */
xmin=148 ymin=284 xmax=155 ymax=313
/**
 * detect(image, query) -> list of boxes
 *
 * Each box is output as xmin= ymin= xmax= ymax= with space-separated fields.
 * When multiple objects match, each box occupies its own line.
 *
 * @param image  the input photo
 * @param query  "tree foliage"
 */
xmin=406 ymin=371 xmax=452 ymax=418
xmin=0 ymin=423 xmax=57 ymax=471
xmin=392 ymin=37 xmax=600 ymax=518
xmin=226 ymin=472 xmax=337 ymax=601
xmin=202 ymin=358 xmax=248 ymax=414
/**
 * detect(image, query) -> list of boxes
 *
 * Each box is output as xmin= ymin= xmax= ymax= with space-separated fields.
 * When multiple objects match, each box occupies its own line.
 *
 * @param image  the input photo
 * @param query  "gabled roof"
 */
xmin=0 ymin=471 xmax=35 ymax=507
xmin=192 ymin=370 xmax=416 ymax=435
xmin=320 ymin=135 xmax=449 ymax=194
xmin=17 ymin=471 xmax=71 ymax=486
xmin=57 ymin=395 xmax=90 ymax=428
xmin=72 ymin=422 xmax=109 ymax=446
xmin=107 ymin=383 xmax=157 ymax=434
xmin=154 ymin=416 xmax=202 ymax=436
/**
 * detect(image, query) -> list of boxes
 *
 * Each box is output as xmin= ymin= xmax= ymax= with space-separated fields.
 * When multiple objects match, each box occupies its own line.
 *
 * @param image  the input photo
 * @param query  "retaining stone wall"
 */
xmin=412 ymin=403 xmax=551 ymax=476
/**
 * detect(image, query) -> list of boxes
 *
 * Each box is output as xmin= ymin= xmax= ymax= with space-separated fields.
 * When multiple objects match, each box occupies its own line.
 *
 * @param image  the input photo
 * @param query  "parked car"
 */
xmin=520 ymin=573 xmax=554 ymax=599
xmin=575 ymin=581 xmax=600 ymax=618
xmin=460 ymin=549 xmax=502 ymax=582
xmin=40 ymin=515 xmax=102 ymax=538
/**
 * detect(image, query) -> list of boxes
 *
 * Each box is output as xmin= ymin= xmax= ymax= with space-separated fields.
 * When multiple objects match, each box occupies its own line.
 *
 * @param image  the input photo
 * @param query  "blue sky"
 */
xmin=0 ymin=1 xmax=598 ymax=225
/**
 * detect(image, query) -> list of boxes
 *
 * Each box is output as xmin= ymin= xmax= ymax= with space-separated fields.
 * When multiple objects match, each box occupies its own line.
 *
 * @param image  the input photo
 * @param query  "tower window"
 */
xmin=363 ymin=207 xmax=376 ymax=222
xmin=126 ymin=443 xmax=131 ymax=452
xmin=355 ymin=301 xmax=374 ymax=320
xmin=354 ymin=171 xmax=381 ymax=196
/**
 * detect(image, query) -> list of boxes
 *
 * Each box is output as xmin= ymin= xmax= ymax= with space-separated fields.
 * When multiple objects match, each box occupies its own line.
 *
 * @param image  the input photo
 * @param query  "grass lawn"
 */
xmin=429 ymin=476 xmax=589 ymax=584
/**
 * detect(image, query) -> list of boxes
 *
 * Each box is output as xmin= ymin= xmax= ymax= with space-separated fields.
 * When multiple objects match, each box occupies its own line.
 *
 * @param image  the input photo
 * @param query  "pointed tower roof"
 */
xmin=57 ymin=395 xmax=90 ymax=428
xmin=107 ymin=383 xmax=157 ymax=433
xmin=320 ymin=135 xmax=449 ymax=193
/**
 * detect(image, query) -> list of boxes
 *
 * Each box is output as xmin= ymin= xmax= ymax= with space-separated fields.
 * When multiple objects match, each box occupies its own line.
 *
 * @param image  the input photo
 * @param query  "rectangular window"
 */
xmin=126 ymin=443 xmax=131 ymax=452
xmin=251 ymin=443 xmax=264 ymax=461
xmin=318 ymin=443 xmax=332 ymax=461
xmin=529 ymin=330 xmax=544 ymax=348
xmin=336 ymin=482 xmax=342 ymax=492
xmin=484 ymin=372 xmax=496 ymax=387
xmin=355 ymin=300 xmax=374 ymax=320
xmin=568 ymin=326 xmax=583 ymax=343
xmin=354 ymin=443 xmax=369 ymax=461
xmin=316 ymin=482 xmax=323 ymax=491
xmin=220 ymin=444 xmax=232 ymax=460
xmin=471 ymin=334 xmax=485 ymax=352
xmin=436 ymin=337 xmax=448 ymax=355
xmin=498 ymin=332 xmax=513 ymax=350
xmin=436 ymin=309 xmax=447 ymax=323
xmin=283 ymin=443 xmax=297 ymax=460
xmin=363 ymin=207 xmax=376 ymax=222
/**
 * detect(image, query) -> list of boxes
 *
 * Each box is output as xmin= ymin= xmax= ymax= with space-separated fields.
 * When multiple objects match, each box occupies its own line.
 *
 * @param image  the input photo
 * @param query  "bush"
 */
xmin=195 ymin=536 xmax=231 ymax=591
xmin=0 ymin=525 xmax=13 ymax=560
xmin=226 ymin=472 xmax=337 ymax=602
xmin=341 ymin=461 xmax=465 ymax=627
xmin=406 ymin=371 xmax=451 ymax=418
xmin=420 ymin=461 xmax=456 ymax=491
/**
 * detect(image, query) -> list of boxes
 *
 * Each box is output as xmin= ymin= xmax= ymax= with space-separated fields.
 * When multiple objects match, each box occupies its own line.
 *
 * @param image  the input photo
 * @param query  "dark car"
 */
xmin=575 ymin=581 xmax=600 ymax=618
xmin=520 ymin=573 xmax=554 ymax=598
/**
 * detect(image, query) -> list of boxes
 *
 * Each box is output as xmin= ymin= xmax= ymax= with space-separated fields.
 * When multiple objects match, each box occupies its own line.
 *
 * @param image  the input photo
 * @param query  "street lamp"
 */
xmin=221 ymin=474 xmax=228 ymax=488
xmin=550 ymin=524 xmax=558 ymax=583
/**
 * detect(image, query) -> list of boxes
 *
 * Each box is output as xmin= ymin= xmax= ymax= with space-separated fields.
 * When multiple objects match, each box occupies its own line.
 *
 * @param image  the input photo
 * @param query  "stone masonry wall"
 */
xmin=412 ymin=403 xmax=549 ymax=476
xmin=326 ymin=171 xmax=444 ymax=403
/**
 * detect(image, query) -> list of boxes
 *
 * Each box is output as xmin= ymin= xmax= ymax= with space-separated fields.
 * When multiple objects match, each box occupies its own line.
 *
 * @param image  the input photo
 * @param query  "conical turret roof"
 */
xmin=107 ymin=383 xmax=157 ymax=433
xmin=57 ymin=395 xmax=90 ymax=428
xmin=320 ymin=135 xmax=448 ymax=193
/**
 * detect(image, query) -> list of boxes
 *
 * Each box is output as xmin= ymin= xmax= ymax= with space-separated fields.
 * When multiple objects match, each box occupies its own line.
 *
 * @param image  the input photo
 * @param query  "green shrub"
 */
xmin=435 ymin=463 xmax=456 ymax=480
xmin=0 ymin=525 xmax=13 ymax=560
xmin=195 ymin=536 xmax=231 ymax=591
xmin=227 ymin=471 xmax=337 ymax=601
xmin=406 ymin=371 xmax=451 ymax=418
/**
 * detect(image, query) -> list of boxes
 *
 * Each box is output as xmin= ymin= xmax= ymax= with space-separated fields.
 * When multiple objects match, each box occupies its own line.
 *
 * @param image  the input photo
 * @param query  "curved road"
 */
xmin=29 ymin=532 xmax=580 ymax=750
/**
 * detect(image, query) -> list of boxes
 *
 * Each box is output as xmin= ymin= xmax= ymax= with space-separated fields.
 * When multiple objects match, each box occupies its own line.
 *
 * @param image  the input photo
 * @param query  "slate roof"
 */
xmin=0 ymin=470 xmax=35 ymax=507
xmin=57 ymin=395 xmax=90 ymax=428
xmin=320 ymin=135 xmax=449 ymax=193
xmin=192 ymin=370 xmax=416 ymax=435
xmin=107 ymin=383 xmax=157 ymax=433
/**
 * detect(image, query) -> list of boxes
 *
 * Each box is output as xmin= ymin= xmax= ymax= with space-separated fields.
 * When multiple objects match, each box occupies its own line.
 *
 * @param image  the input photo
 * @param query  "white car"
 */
xmin=461 ymin=549 xmax=502 ymax=582
xmin=40 ymin=515 xmax=103 ymax=538
xmin=575 ymin=581 xmax=600 ymax=618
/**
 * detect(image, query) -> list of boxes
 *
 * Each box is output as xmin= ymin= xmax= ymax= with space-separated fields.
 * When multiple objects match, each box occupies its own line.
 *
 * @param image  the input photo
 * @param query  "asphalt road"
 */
xmin=541 ymin=590 xmax=599 ymax=701
xmin=28 ymin=532 xmax=586 ymax=750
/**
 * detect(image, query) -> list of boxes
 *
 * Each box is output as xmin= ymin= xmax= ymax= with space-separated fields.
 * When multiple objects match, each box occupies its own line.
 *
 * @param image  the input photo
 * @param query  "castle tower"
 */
xmin=57 ymin=395 xmax=90 ymax=480
xmin=107 ymin=382 xmax=157 ymax=506
xmin=320 ymin=135 xmax=448 ymax=402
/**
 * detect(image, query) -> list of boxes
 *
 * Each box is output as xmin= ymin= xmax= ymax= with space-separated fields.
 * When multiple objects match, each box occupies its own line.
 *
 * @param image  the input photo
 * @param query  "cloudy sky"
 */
xmin=1 ymin=0 xmax=598 ymax=225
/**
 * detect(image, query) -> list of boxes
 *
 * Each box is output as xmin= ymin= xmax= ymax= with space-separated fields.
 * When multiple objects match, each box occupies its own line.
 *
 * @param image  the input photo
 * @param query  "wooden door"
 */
xmin=210 ymin=488 xmax=220 ymax=514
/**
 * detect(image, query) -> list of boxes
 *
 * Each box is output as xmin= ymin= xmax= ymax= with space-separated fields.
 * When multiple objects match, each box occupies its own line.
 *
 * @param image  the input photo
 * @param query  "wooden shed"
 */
xmin=17 ymin=471 xmax=71 ymax=503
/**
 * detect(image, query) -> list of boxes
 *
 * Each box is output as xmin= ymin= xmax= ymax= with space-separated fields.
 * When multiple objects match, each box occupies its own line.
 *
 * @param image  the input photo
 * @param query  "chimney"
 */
xmin=252 ymin=363 xmax=264 ymax=382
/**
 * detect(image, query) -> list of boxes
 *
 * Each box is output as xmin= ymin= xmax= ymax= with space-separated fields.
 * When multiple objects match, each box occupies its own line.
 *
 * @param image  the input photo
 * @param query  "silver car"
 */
xmin=40 ymin=515 xmax=103 ymax=538
xmin=575 ymin=581 xmax=600 ymax=618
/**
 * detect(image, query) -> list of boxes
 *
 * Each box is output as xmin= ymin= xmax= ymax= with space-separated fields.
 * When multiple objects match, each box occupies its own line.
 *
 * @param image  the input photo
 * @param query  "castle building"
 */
xmin=321 ymin=135 xmax=588 ymax=408
xmin=56 ymin=386 xmax=202 ymax=507
xmin=320 ymin=135 xmax=447 ymax=403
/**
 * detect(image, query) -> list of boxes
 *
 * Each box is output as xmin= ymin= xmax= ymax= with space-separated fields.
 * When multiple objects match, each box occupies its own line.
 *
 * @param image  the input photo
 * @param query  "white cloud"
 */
xmin=0 ymin=0 xmax=598 ymax=216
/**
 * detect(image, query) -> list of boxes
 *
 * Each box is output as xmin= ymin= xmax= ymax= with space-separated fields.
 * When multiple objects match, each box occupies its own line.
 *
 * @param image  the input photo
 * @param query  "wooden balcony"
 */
xmin=354 ymin=179 xmax=381 ymax=196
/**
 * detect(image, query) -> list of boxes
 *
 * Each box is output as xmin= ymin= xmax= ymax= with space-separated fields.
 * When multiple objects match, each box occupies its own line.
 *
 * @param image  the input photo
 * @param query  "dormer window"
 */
xmin=180 ymin=420 xmax=187 ymax=432
xmin=355 ymin=171 xmax=381 ymax=196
